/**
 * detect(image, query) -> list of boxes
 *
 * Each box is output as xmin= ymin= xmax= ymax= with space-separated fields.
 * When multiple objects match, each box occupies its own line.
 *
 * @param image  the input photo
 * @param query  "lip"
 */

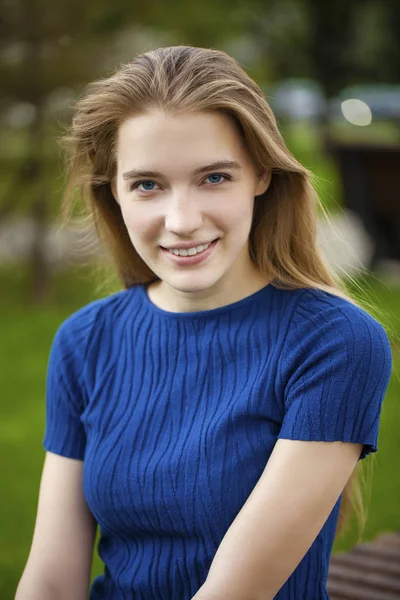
xmin=161 ymin=239 xmax=218 ymax=250
xmin=161 ymin=238 xmax=219 ymax=266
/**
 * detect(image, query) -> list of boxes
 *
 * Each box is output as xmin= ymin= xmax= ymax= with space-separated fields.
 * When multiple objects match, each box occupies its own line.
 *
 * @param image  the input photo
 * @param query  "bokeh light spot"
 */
xmin=341 ymin=99 xmax=372 ymax=126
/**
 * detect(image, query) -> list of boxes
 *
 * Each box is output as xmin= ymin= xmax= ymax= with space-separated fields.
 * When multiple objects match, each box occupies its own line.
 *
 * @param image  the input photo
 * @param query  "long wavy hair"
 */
xmin=62 ymin=45 xmax=377 ymax=539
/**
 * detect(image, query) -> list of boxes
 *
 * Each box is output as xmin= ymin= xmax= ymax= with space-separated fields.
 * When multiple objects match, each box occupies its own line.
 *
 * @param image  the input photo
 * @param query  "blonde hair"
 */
xmin=62 ymin=45 xmax=379 ymax=540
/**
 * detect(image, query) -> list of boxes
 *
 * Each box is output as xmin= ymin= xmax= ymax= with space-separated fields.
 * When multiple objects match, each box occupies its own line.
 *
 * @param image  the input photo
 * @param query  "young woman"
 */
xmin=16 ymin=46 xmax=392 ymax=600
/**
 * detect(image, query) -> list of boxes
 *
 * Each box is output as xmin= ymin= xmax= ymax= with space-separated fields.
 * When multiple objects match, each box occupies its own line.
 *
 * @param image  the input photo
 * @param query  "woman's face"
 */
xmin=113 ymin=109 xmax=270 ymax=306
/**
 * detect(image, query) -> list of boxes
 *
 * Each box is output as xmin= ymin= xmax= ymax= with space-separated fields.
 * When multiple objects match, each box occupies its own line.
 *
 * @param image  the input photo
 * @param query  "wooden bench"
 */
xmin=327 ymin=531 xmax=400 ymax=599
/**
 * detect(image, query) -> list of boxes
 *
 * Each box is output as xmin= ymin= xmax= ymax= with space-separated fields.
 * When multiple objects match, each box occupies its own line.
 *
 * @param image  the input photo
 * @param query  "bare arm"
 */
xmin=192 ymin=439 xmax=363 ymax=600
xmin=15 ymin=451 xmax=97 ymax=600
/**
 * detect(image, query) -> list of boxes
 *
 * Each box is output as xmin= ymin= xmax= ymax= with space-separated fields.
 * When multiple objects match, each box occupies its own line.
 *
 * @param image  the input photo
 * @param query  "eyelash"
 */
xmin=129 ymin=172 xmax=233 ymax=193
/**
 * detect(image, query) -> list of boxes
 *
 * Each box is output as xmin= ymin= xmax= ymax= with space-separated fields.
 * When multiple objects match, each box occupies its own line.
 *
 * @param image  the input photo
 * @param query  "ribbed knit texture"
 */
xmin=43 ymin=282 xmax=392 ymax=600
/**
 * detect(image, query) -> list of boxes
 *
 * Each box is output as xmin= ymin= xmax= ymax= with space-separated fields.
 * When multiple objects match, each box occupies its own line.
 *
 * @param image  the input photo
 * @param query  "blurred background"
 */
xmin=1 ymin=0 xmax=399 ymax=596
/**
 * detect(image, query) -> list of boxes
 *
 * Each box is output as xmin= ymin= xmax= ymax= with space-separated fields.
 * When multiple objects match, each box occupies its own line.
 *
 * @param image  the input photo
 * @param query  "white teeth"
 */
xmin=168 ymin=242 xmax=211 ymax=257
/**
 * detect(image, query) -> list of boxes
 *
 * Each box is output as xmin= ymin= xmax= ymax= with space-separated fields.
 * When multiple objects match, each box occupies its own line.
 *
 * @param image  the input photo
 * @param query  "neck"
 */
xmin=147 ymin=266 xmax=271 ymax=314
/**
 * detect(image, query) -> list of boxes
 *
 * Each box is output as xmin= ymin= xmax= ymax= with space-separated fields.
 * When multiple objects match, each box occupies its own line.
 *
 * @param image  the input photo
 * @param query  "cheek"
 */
xmin=215 ymin=193 xmax=255 ymax=229
xmin=120 ymin=202 xmax=161 ymax=242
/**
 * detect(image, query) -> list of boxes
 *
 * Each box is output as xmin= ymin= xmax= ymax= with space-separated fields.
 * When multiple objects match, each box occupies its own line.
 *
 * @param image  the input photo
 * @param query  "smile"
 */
xmin=160 ymin=239 xmax=219 ymax=265
xmin=166 ymin=243 xmax=212 ymax=257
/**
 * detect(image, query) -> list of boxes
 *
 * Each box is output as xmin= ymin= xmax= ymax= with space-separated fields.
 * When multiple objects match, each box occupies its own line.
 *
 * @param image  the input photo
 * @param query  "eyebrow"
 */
xmin=122 ymin=160 xmax=242 ymax=180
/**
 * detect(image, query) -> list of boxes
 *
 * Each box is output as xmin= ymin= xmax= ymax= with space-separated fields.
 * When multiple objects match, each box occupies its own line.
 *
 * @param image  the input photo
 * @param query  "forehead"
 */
xmin=116 ymin=110 xmax=252 ymax=172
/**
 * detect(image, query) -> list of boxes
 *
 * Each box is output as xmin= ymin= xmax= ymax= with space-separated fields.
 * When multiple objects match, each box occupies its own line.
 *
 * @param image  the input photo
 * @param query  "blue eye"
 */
xmin=205 ymin=173 xmax=231 ymax=185
xmin=134 ymin=181 xmax=155 ymax=192
xmin=132 ymin=181 xmax=157 ymax=192
xmin=142 ymin=181 xmax=155 ymax=190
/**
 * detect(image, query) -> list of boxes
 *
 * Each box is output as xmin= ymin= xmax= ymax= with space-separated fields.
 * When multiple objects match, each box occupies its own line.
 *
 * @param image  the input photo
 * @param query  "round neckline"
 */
xmin=132 ymin=281 xmax=276 ymax=319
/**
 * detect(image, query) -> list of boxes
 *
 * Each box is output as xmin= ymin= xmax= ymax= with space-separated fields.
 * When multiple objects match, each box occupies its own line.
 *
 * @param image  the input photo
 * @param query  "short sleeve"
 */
xmin=278 ymin=291 xmax=392 ymax=460
xmin=43 ymin=316 xmax=89 ymax=460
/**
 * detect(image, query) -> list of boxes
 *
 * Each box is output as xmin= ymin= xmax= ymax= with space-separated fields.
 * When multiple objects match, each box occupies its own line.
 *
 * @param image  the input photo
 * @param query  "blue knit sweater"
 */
xmin=43 ymin=282 xmax=392 ymax=599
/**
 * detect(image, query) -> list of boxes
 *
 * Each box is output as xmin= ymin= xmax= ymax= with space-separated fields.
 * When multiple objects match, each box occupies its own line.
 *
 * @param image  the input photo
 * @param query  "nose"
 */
xmin=164 ymin=193 xmax=203 ymax=236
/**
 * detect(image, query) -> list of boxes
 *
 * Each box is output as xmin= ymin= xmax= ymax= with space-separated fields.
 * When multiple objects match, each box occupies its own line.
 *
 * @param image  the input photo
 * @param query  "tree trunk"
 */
xmin=22 ymin=0 xmax=52 ymax=304
xmin=26 ymin=104 xmax=52 ymax=304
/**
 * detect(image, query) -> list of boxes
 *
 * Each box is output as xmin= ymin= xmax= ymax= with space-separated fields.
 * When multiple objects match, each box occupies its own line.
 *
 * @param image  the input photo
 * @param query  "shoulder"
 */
xmin=279 ymin=287 xmax=392 ymax=378
xmin=291 ymin=287 xmax=390 ymax=347
xmin=277 ymin=288 xmax=392 ymax=458
xmin=51 ymin=287 xmax=137 ymax=360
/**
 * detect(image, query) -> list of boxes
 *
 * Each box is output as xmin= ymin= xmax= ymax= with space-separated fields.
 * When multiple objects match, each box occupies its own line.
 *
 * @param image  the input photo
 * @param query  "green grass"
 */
xmin=1 ymin=265 xmax=399 ymax=598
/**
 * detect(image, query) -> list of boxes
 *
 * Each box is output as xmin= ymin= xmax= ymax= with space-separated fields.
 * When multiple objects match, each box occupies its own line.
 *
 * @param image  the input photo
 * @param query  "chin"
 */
xmin=165 ymin=273 xmax=221 ymax=295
